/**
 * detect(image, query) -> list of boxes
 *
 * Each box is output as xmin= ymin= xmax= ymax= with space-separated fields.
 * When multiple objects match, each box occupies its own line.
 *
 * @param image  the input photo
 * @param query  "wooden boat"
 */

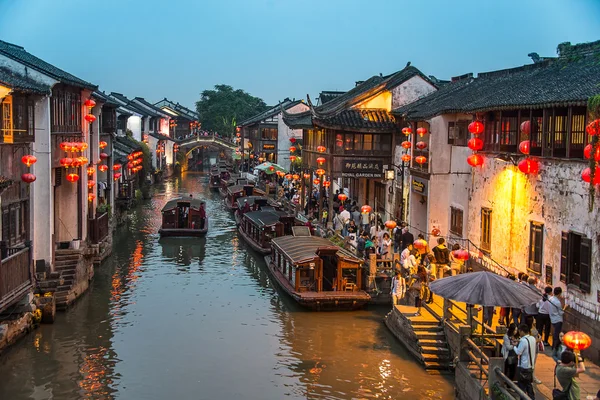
xmin=237 ymin=210 xmax=296 ymax=254
xmin=266 ymin=235 xmax=370 ymax=310
xmin=233 ymin=196 xmax=280 ymax=225
xmin=158 ymin=197 xmax=208 ymax=237
xmin=223 ymin=184 xmax=266 ymax=211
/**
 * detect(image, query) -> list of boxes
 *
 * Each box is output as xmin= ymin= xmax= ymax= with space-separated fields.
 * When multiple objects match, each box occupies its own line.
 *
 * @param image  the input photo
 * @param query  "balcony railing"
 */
xmin=88 ymin=212 xmax=109 ymax=244
xmin=0 ymin=246 xmax=32 ymax=313
xmin=0 ymin=129 xmax=35 ymax=144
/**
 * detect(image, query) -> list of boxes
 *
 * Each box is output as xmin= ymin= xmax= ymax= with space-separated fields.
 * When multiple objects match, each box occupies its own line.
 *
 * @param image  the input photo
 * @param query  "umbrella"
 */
xmin=254 ymin=162 xmax=287 ymax=174
xmin=429 ymin=271 xmax=540 ymax=308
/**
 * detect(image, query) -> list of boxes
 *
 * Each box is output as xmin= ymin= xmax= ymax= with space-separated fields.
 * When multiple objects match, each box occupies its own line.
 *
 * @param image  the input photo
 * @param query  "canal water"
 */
xmin=0 ymin=171 xmax=454 ymax=400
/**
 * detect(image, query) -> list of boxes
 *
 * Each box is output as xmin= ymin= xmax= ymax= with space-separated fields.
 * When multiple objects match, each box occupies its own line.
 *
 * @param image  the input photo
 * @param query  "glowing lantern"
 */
xmin=70 ymin=158 xmax=82 ymax=168
xmin=401 ymin=154 xmax=412 ymax=163
xmin=385 ymin=220 xmax=397 ymax=230
xmin=316 ymin=157 xmax=326 ymax=165
xmin=416 ymin=127 xmax=428 ymax=137
xmin=99 ymin=141 xmax=108 ymax=149
xmin=467 ymin=138 xmax=484 ymax=151
xmin=258 ymin=157 xmax=264 ymax=162
xmin=316 ymin=168 xmax=325 ymax=176
xmin=21 ymin=155 xmax=37 ymax=167
xmin=292 ymin=174 xmax=300 ymax=180
xmin=87 ymin=193 xmax=96 ymax=202
xmin=431 ymin=228 xmax=441 ymax=236
xmin=338 ymin=193 xmax=348 ymax=202
xmin=285 ymin=174 xmax=293 ymax=180
xmin=127 ymin=154 xmax=134 ymax=161
xmin=401 ymin=141 xmax=412 ymax=149
xmin=415 ymin=155 xmax=427 ymax=165
xmin=72 ymin=142 xmax=83 ymax=152
xmin=583 ymin=144 xmax=600 ymax=161
xmin=303 ymin=173 xmax=311 ymax=179
xmin=416 ymin=141 xmax=428 ymax=150
xmin=586 ymin=119 xmax=600 ymax=136
xmin=277 ymin=171 xmax=285 ymax=177
xmin=316 ymin=145 xmax=326 ymax=153
xmin=518 ymin=158 xmax=539 ymax=174
xmin=290 ymin=137 xmax=296 ymax=143
xmin=87 ymin=180 xmax=96 ymax=189
xmin=468 ymin=121 xmax=484 ymax=135
xmin=87 ymin=167 xmax=95 ymax=175
xmin=336 ymin=134 xmax=343 ymax=147
xmin=519 ymin=140 xmax=531 ymax=155
xmin=21 ymin=173 xmax=36 ymax=183
xmin=99 ymin=152 xmax=109 ymax=160
xmin=520 ymin=120 xmax=531 ymax=135
xmin=66 ymin=173 xmax=79 ymax=183
xmin=98 ymin=165 xmax=109 ymax=172
xmin=80 ymin=142 xmax=89 ymax=151
xmin=78 ymin=156 xmax=89 ymax=165
xmin=452 ymin=249 xmax=469 ymax=261
xmin=127 ymin=162 xmax=134 ymax=169
xmin=402 ymin=127 xmax=412 ymax=136
xmin=290 ymin=155 xmax=297 ymax=162
xmin=269 ymin=166 xmax=275 ymax=172
xmin=113 ymin=163 xmax=122 ymax=171
xmin=319 ymin=181 xmax=329 ymax=188
xmin=60 ymin=157 xmax=73 ymax=167
xmin=360 ymin=205 xmax=372 ymax=214
xmin=84 ymin=99 xmax=96 ymax=109
xmin=236 ymin=132 xmax=240 ymax=138
xmin=289 ymin=146 xmax=297 ymax=153
xmin=563 ymin=331 xmax=592 ymax=352
xmin=581 ymin=167 xmax=600 ymax=184
xmin=413 ymin=239 xmax=428 ymax=251
xmin=84 ymin=114 xmax=96 ymax=123
xmin=313 ymin=179 xmax=320 ymax=185
xmin=467 ymin=154 xmax=484 ymax=167
xmin=60 ymin=142 xmax=70 ymax=152
xmin=250 ymin=154 xmax=254 ymax=159
xmin=113 ymin=172 xmax=122 ymax=181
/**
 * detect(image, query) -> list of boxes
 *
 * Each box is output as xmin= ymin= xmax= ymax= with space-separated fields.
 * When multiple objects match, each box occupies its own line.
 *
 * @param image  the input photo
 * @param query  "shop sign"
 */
xmin=262 ymin=143 xmax=275 ymax=151
xmin=411 ymin=177 xmax=428 ymax=194
xmin=341 ymin=160 xmax=383 ymax=178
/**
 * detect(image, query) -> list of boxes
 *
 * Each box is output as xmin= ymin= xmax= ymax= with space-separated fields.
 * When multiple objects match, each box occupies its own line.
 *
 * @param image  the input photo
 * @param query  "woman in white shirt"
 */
xmin=381 ymin=232 xmax=393 ymax=268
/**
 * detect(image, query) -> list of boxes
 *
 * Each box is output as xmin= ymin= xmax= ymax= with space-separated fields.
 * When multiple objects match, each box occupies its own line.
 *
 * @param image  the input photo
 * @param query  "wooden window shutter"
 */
xmin=579 ymin=237 xmax=592 ymax=293
xmin=560 ymin=231 xmax=568 ymax=282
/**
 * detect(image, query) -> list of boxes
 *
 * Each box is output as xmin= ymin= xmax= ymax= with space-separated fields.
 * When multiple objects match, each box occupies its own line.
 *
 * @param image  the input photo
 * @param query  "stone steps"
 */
xmin=421 ymin=346 xmax=450 ymax=355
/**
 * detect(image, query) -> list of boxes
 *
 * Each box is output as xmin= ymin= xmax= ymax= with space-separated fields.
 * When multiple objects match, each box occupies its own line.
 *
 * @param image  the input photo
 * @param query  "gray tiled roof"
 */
xmin=0 ymin=40 xmax=96 ymax=89
xmin=318 ymin=91 xmax=346 ymax=105
xmin=281 ymin=110 xmax=313 ymax=129
xmin=154 ymin=98 xmax=199 ymax=120
xmin=314 ymin=109 xmax=397 ymax=133
xmin=0 ymin=67 xmax=50 ymax=94
xmin=109 ymin=93 xmax=153 ymax=116
xmin=133 ymin=97 xmax=169 ymax=117
xmin=238 ymin=99 xmax=304 ymax=126
xmin=92 ymin=91 xmax=120 ymax=107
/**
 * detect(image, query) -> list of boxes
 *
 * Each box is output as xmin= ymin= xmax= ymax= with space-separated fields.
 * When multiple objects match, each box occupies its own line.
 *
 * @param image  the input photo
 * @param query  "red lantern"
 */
xmin=581 ymin=167 xmax=600 ymax=184
xmin=316 ymin=145 xmax=326 ymax=153
xmin=113 ymin=163 xmax=122 ymax=171
xmin=336 ymin=134 xmax=343 ymax=147
xmin=467 ymin=138 xmax=484 ymax=151
xmin=316 ymin=168 xmax=325 ymax=176
xmin=21 ymin=173 xmax=36 ymax=183
xmin=467 ymin=154 xmax=484 ymax=167
xmin=127 ymin=154 xmax=134 ymax=161
xmin=415 ymin=155 xmax=427 ymax=165
xmin=99 ymin=152 xmax=109 ymax=160
xmin=84 ymin=114 xmax=96 ymax=123
xmin=60 ymin=142 xmax=70 ymax=152
xmin=71 ymin=158 xmax=82 ymax=168
xmin=285 ymin=174 xmax=293 ymax=180
xmin=431 ymin=228 xmax=441 ymax=236
xmin=416 ymin=127 xmax=428 ymax=137
xmin=563 ymin=331 xmax=592 ymax=352
xmin=292 ymin=174 xmax=300 ymax=180
xmin=87 ymin=180 xmax=96 ymax=189
xmin=80 ymin=142 xmax=88 ymax=151
xmin=87 ymin=193 xmax=96 ymax=202
xmin=277 ymin=171 xmax=285 ymax=177
xmin=269 ymin=166 xmax=275 ymax=172
xmin=98 ymin=165 xmax=109 ymax=172
xmin=249 ymin=154 xmax=254 ymax=159
xmin=360 ymin=205 xmax=372 ymax=214
xmin=401 ymin=141 xmax=412 ymax=149
xmin=452 ymin=249 xmax=469 ymax=261
xmin=416 ymin=141 xmax=427 ymax=150
xmin=586 ymin=119 xmax=600 ymax=136
xmin=316 ymin=157 xmax=326 ymax=165
xmin=313 ymin=179 xmax=321 ymax=185
xmin=99 ymin=141 xmax=108 ymax=149
xmin=303 ymin=173 xmax=311 ymax=179
xmin=413 ymin=239 xmax=428 ymax=250
xmin=127 ymin=162 xmax=134 ymax=169
xmin=385 ymin=220 xmax=397 ymax=230
xmin=518 ymin=158 xmax=539 ymax=174
xmin=338 ymin=194 xmax=348 ymax=202
xmin=236 ymin=132 xmax=240 ymax=138
xmin=468 ymin=121 xmax=484 ymax=135
xmin=289 ymin=146 xmax=297 ymax=153
xmin=520 ymin=120 xmax=531 ymax=135
xmin=113 ymin=172 xmax=122 ymax=181
xmin=323 ymin=181 xmax=331 ymax=188
xmin=519 ymin=140 xmax=531 ymax=155
xmin=87 ymin=167 xmax=95 ymax=175
xmin=21 ymin=155 xmax=37 ymax=167
xmin=84 ymin=99 xmax=96 ymax=109
xmin=289 ymin=155 xmax=297 ymax=162
xmin=290 ymin=137 xmax=296 ymax=143
xmin=60 ymin=157 xmax=73 ymax=167
xmin=402 ymin=127 xmax=412 ymax=136
xmin=401 ymin=154 xmax=412 ymax=163
xmin=66 ymin=173 xmax=79 ymax=183
xmin=583 ymin=144 xmax=600 ymax=161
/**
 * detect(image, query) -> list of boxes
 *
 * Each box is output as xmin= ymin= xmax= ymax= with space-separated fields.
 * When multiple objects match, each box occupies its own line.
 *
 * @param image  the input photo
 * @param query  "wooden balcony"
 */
xmin=88 ymin=212 xmax=109 ymax=244
xmin=0 ymin=129 xmax=35 ymax=144
xmin=0 ymin=245 xmax=32 ymax=313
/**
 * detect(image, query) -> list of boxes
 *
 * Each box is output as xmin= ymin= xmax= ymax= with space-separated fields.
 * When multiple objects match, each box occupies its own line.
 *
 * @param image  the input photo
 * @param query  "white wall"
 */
xmin=391 ymin=76 xmax=437 ymax=110
xmin=127 ymin=116 xmax=142 ymax=141
xmin=277 ymin=103 xmax=310 ymax=171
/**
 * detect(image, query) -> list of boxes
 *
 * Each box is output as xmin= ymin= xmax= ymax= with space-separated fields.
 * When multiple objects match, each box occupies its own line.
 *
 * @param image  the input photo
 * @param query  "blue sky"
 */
xmin=1 ymin=0 xmax=599 ymax=109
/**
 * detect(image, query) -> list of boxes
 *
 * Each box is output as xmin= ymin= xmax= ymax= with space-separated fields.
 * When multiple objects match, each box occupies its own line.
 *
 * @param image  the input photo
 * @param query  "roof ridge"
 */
xmin=0 ymin=40 xmax=24 ymax=50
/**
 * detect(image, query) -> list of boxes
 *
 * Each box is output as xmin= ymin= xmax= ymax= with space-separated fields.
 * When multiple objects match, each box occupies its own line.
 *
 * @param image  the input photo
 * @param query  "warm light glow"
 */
xmin=98 ymin=165 xmax=109 ymax=172
xmin=401 ymin=141 xmax=411 ymax=149
xmin=84 ymin=114 xmax=96 ymax=123
xmin=316 ymin=145 xmax=326 ymax=153
xmin=402 ymin=127 xmax=412 ymax=136
xmin=401 ymin=154 xmax=411 ymax=163
xmin=518 ymin=158 xmax=539 ymax=175
xmin=360 ymin=204 xmax=371 ymax=214
xmin=87 ymin=167 xmax=95 ymax=175
xmin=468 ymin=138 xmax=483 ymax=151
xmin=60 ymin=157 xmax=73 ymax=168
xmin=87 ymin=180 xmax=96 ymax=189
xmin=316 ymin=168 xmax=325 ymax=176
xmin=289 ymin=146 xmax=297 ymax=153
xmin=99 ymin=141 xmax=108 ymax=149
xmin=584 ymin=144 xmax=600 ymax=161
xmin=518 ymin=140 xmax=531 ymax=155
xmin=467 ymin=154 xmax=484 ymax=167
xmin=21 ymin=173 xmax=36 ymax=183
xmin=413 ymin=239 xmax=427 ymax=250
xmin=289 ymin=155 xmax=297 ymax=162
xmin=313 ymin=179 xmax=320 ymax=185
xmin=66 ymin=173 xmax=80 ymax=183
xmin=338 ymin=194 xmax=348 ymax=202
xmin=87 ymin=193 xmax=96 ymax=202
xmin=113 ymin=172 xmax=122 ymax=181
xmin=468 ymin=120 xmax=484 ymax=135
xmin=316 ymin=157 xmax=326 ymax=165
xmin=385 ymin=220 xmax=396 ymax=230
xmin=452 ymin=249 xmax=469 ymax=260
xmin=84 ymin=99 xmax=96 ymax=109
xmin=323 ymin=180 xmax=331 ymax=187
xmin=292 ymin=174 xmax=299 ymax=180
xmin=563 ymin=331 xmax=592 ymax=352
xmin=21 ymin=155 xmax=37 ymax=167
xmin=415 ymin=155 xmax=427 ymax=165
xmin=355 ymin=90 xmax=392 ymax=111
xmin=303 ymin=173 xmax=311 ymax=179
xmin=416 ymin=127 xmax=428 ymax=137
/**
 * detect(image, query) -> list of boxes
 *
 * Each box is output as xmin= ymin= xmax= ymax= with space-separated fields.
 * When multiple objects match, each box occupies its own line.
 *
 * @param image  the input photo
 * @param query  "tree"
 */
xmin=196 ymin=84 xmax=268 ymax=137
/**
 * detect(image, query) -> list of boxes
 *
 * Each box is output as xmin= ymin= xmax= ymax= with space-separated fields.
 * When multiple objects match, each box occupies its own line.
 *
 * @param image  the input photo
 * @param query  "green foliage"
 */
xmin=588 ymin=94 xmax=600 ymax=119
xmin=126 ymin=129 xmax=133 ymax=137
xmin=196 ymin=84 xmax=268 ymax=137
xmin=97 ymin=203 xmax=111 ymax=215
xmin=133 ymin=140 xmax=152 ymax=188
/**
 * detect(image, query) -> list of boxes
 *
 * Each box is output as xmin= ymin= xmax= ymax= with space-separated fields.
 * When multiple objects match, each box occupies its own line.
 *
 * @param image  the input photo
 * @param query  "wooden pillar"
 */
xmin=300 ymin=172 xmax=306 ymax=213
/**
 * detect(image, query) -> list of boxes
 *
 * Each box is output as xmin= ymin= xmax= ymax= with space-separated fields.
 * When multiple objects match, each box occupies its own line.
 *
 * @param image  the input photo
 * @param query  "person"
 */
xmin=339 ymin=206 xmax=351 ymax=236
xmin=305 ymin=217 xmax=315 ymax=236
xmin=403 ymin=248 xmax=419 ymax=275
xmin=483 ymin=306 xmax=495 ymax=329
xmin=549 ymin=286 xmax=565 ymax=351
xmin=364 ymin=236 xmax=375 ymax=256
xmin=351 ymin=206 xmax=361 ymax=227
xmin=292 ymin=192 xmax=300 ymax=204
xmin=361 ymin=210 xmax=370 ymax=232
xmin=536 ymin=286 xmax=553 ymax=346
xmin=401 ymin=226 xmax=415 ymax=251
xmin=556 ymin=350 xmax=586 ymax=400
xmin=501 ymin=323 xmax=519 ymax=381
xmin=522 ymin=277 xmax=540 ymax=324
xmin=400 ymin=243 xmax=413 ymax=267
xmin=347 ymin=220 xmax=358 ymax=236
xmin=242 ymin=199 xmax=251 ymax=214
xmin=393 ymin=223 xmax=403 ymax=254
xmin=198 ymin=202 xmax=206 ymax=230
xmin=552 ymin=331 xmax=568 ymax=363
xmin=370 ymin=221 xmax=383 ymax=242
xmin=391 ymin=270 xmax=406 ymax=306
xmin=356 ymin=231 xmax=367 ymax=258
xmin=381 ymin=232 xmax=393 ymax=268
xmin=514 ymin=323 xmax=536 ymax=399
xmin=411 ymin=266 xmax=428 ymax=316
xmin=321 ymin=209 xmax=328 ymax=225
xmin=449 ymin=243 xmax=464 ymax=275
xmin=432 ymin=238 xmax=450 ymax=279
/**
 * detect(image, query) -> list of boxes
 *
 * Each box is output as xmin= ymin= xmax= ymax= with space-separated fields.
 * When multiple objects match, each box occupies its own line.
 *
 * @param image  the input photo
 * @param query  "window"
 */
xmin=480 ymin=208 xmax=492 ymax=252
xmin=51 ymin=87 xmax=82 ymax=134
xmin=1 ymin=200 xmax=29 ymax=247
xmin=560 ymin=231 xmax=592 ymax=293
xmin=450 ymin=207 xmax=463 ymax=236
xmin=448 ymin=121 xmax=469 ymax=146
xmin=261 ymin=127 xmax=277 ymax=140
xmin=528 ymin=222 xmax=543 ymax=274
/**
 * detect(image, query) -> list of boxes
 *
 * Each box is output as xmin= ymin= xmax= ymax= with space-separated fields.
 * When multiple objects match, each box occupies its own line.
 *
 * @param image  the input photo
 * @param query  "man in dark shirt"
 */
xmin=401 ymin=225 xmax=414 ymax=251
xmin=432 ymin=238 xmax=450 ymax=278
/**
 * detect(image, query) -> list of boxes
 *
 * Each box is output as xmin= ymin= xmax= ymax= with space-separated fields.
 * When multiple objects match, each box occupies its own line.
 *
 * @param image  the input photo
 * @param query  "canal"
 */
xmin=0 ymin=171 xmax=454 ymax=399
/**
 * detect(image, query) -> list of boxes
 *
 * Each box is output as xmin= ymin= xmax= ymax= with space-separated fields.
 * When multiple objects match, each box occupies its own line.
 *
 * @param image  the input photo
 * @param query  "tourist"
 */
xmin=339 ymin=206 xmax=351 ymax=237
xmin=381 ymin=232 xmax=393 ymax=268
xmin=391 ymin=270 xmax=406 ymax=306
xmin=393 ymin=222 xmax=403 ymax=253
xmin=536 ymin=286 xmax=553 ymax=346
xmin=556 ymin=350 xmax=586 ymax=400
xmin=411 ymin=266 xmax=428 ymax=316
xmin=514 ymin=323 xmax=536 ymax=399
xmin=400 ymin=243 xmax=413 ymax=267
xmin=501 ymin=323 xmax=519 ymax=381
xmin=432 ymin=237 xmax=450 ymax=279
xmin=483 ymin=306 xmax=495 ymax=329
xmin=351 ymin=206 xmax=361 ymax=227
xmin=370 ymin=221 xmax=383 ymax=242
xmin=401 ymin=224 xmax=414 ymax=250
xmin=549 ymin=286 xmax=565 ymax=351
xmin=305 ymin=217 xmax=315 ymax=235
xmin=347 ymin=220 xmax=358 ymax=240
xmin=552 ymin=331 xmax=569 ymax=363
xmin=403 ymin=248 xmax=419 ymax=275
xmin=356 ymin=231 xmax=367 ymax=258
xmin=360 ymin=209 xmax=370 ymax=232
xmin=292 ymin=192 xmax=300 ymax=204
xmin=449 ymin=243 xmax=463 ymax=276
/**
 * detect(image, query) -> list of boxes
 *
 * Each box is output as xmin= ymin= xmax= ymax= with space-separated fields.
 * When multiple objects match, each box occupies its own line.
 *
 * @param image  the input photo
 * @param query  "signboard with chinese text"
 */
xmin=341 ymin=160 xmax=383 ymax=178
xmin=262 ymin=143 xmax=275 ymax=151
xmin=411 ymin=177 xmax=428 ymax=194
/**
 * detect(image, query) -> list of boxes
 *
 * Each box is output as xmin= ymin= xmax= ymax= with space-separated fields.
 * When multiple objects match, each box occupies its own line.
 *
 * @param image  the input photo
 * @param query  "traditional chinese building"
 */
xmin=154 ymin=98 xmax=200 ymax=139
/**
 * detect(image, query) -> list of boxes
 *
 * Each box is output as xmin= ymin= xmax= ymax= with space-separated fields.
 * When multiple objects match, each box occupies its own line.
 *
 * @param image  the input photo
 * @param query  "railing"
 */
xmin=0 ymin=246 xmax=32 ymax=313
xmin=489 ymin=364 xmax=533 ymax=400
xmin=88 ymin=212 xmax=109 ymax=244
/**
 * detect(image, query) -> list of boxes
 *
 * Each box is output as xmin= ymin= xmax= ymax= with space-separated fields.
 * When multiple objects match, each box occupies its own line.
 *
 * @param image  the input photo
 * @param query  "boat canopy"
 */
xmin=161 ymin=197 xmax=205 ymax=212
xmin=235 ymin=196 xmax=274 ymax=209
xmin=271 ymin=236 xmax=360 ymax=265
xmin=243 ymin=210 xmax=286 ymax=227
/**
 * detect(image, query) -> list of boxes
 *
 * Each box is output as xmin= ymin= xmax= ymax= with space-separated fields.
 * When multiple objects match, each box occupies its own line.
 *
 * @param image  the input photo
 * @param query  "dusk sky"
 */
xmin=1 ymin=0 xmax=599 ymax=109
